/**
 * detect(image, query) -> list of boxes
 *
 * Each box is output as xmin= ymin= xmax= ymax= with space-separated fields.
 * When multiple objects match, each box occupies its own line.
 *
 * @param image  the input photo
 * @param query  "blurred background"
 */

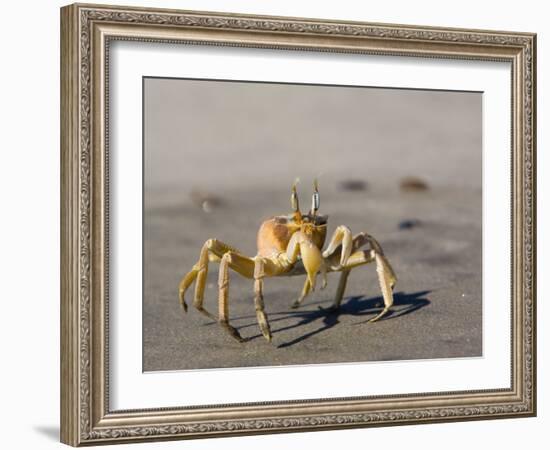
xmin=145 ymin=78 xmax=481 ymax=191
xmin=143 ymin=77 xmax=482 ymax=371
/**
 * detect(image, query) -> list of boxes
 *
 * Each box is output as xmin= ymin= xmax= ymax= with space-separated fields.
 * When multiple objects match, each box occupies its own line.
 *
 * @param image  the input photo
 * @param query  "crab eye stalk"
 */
xmin=291 ymin=186 xmax=299 ymax=212
xmin=291 ymin=178 xmax=302 ymax=222
xmin=310 ymin=179 xmax=320 ymax=217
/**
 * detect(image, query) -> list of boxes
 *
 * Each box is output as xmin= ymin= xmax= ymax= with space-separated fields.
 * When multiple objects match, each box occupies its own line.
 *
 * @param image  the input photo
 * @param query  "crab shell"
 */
xmin=256 ymin=214 xmax=328 ymax=258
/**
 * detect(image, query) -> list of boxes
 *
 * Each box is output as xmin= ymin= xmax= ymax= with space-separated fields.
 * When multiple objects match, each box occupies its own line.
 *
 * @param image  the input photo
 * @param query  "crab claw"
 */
xmin=300 ymin=238 xmax=325 ymax=291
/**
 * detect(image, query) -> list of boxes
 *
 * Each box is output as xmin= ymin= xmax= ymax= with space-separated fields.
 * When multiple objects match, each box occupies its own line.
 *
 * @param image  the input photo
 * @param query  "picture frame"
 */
xmin=60 ymin=2 xmax=536 ymax=446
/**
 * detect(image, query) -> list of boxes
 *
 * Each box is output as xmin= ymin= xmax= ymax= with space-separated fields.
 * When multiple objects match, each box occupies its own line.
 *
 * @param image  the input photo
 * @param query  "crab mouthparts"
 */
xmin=307 ymin=214 xmax=328 ymax=226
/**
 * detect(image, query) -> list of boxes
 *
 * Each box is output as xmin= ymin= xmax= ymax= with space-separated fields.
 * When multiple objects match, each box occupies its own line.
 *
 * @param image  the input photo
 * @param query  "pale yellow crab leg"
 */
xmin=326 ymin=250 xmax=375 ymax=310
xmin=332 ymin=270 xmax=350 ymax=310
xmin=178 ymin=239 xmax=253 ymax=317
xmin=178 ymin=267 xmax=198 ymax=312
xmin=342 ymin=249 xmax=376 ymax=269
xmin=327 ymin=246 xmax=397 ymax=318
xmin=336 ymin=245 xmax=397 ymax=322
xmin=322 ymin=225 xmax=353 ymax=266
xmin=350 ymin=232 xmax=370 ymax=253
xmin=217 ymin=252 xmax=245 ymax=342
xmin=351 ymin=232 xmax=397 ymax=285
xmin=368 ymin=253 xmax=397 ymax=323
xmin=253 ymin=257 xmax=273 ymax=341
xmin=192 ymin=240 xmax=215 ymax=318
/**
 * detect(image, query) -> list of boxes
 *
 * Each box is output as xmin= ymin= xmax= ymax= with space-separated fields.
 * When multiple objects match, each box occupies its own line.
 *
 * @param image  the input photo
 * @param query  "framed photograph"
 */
xmin=60 ymin=3 xmax=536 ymax=446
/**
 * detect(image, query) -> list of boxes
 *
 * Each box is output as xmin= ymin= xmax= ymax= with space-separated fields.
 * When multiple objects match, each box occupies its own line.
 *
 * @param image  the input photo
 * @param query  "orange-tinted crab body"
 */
xmin=256 ymin=215 xmax=327 ymax=259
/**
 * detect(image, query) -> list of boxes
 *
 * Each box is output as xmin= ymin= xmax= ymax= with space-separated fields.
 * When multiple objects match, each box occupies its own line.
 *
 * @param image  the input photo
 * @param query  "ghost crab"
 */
xmin=178 ymin=180 xmax=397 ymax=342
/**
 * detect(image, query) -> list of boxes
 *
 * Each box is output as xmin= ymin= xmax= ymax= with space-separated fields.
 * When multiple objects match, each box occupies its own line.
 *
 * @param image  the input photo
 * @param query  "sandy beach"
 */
xmin=142 ymin=78 xmax=482 ymax=371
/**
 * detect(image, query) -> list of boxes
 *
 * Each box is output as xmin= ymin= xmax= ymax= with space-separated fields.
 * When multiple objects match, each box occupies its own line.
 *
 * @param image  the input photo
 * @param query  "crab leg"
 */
xmin=343 ymin=249 xmax=376 ymax=269
xmin=178 ymin=265 xmax=198 ymax=312
xmin=368 ymin=253 xmax=396 ymax=322
xmin=322 ymin=225 xmax=353 ymax=266
xmin=290 ymin=231 xmax=373 ymax=310
xmin=331 ymin=270 xmax=350 ymax=310
xmin=253 ymin=257 xmax=273 ymax=341
xmin=326 ymin=250 xmax=375 ymax=310
xmin=340 ymin=246 xmax=396 ymax=322
xmin=178 ymin=239 xmax=253 ymax=317
xmin=352 ymin=231 xmax=397 ymax=284
xmin=351 ymin=232 xmax=370 ymax=252
xmin=193 ymin=240 xmax=215 ymax=318
xmin=325 ymin=241 xmax=397 ymax=321
xmin=217 ymin=252 xmax=245 ymax=342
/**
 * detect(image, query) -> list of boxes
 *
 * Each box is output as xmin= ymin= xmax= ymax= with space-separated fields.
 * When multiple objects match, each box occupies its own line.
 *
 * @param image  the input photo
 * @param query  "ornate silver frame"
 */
xmin=60 ymin=3 xmax=536 ymax=446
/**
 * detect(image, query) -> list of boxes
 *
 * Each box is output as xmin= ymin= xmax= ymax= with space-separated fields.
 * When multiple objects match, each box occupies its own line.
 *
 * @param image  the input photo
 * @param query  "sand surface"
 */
xmin=143 ymin=185 xmax=482 ymax=371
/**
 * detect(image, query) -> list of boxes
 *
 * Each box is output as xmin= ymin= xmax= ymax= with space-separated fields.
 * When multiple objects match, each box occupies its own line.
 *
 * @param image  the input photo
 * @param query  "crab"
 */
xmin=178 ymin=180 xmax=397 ymax=342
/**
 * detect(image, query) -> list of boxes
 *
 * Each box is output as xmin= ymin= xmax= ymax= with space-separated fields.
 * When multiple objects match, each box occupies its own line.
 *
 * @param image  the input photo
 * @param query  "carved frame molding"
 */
xmin=61 ymin=3 xmax=536 ymax=446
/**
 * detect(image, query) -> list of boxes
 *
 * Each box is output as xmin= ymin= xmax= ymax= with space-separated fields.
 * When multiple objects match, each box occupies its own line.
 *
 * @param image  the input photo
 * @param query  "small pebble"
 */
xmin=339 ymin=179 xmax=368 ymax=192
xmin=400 ymin=176 xmax=429 ymax=192
xmin=190 ymin=189 xmax=225 ymax=212
xmin=398 ymin=219 xmax=422 ymax=230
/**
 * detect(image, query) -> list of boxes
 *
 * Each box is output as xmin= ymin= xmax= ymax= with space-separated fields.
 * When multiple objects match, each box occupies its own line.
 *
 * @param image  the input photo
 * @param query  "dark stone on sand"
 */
xmin=398 ymin=219 xmax=422 ymax=230
xmin=339 ymin=179 xmax=368 ymax=192
xmin=400 ymin=177 xmax=429 ymax=192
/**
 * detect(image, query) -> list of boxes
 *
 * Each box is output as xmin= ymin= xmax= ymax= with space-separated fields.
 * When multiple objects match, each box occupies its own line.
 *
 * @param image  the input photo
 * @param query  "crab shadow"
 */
xmin=214 ymin=290 xmax=431 ymax=347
